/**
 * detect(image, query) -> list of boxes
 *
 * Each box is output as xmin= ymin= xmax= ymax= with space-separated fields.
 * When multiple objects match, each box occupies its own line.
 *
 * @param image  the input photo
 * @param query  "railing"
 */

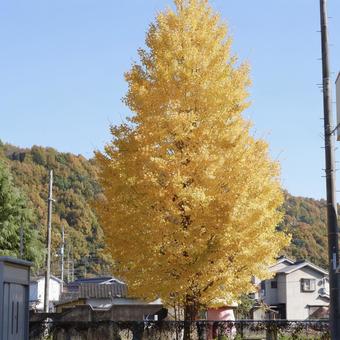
xmin=29 ymin=319 xmax=330 ymax=339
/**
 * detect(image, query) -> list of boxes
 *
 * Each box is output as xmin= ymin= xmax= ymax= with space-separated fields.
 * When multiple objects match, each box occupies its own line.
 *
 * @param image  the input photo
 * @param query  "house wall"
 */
xmin=30 ymin=278 xmax=62 ymax=310
xmin=207 ymin=307 xmax=235 ymax=321
xmin=55 ymin=298 xmax=87 ymax=313
xmin=29 ymin=282 xmax=38 ymax=302
xmin=285 ymin=267 xmax=328 ymax=320
xmin=87 ymin=298 xmax=113 ymax=309
xmin=111 ymin=298 xmax=159 ymax=305
xmin=85 ymin=298 xmax=161 ymax=310
xmin=277 ymin=274 xmax=286 ymax=304
xmin=263 ymin=277 xmax=279 ymax=305
xmin=252 ymin=308 xmax=266 ymax=320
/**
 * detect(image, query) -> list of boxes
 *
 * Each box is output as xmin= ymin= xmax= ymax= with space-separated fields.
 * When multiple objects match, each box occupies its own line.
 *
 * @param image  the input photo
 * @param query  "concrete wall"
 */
xmin=30 ymin=304 xmax=165 ymax=339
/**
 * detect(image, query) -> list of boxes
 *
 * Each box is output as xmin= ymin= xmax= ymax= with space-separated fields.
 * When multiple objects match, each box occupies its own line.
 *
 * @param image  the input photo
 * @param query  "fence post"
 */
xmin=132 ymin=322 xmax=144 ymax=340
xmin=266 ymin=323 xmax=278 ymax=340
xmin=197 ymin=321 xmax=207 ymax=340
xmin=237 ymin=321 xmax=244 ymax=339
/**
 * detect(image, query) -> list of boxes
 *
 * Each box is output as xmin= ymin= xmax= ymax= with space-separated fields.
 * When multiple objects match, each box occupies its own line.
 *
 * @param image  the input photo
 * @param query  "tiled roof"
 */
xmin=67 ymin=276 xmax=125 ymax=292
xmin=79 ymin=282 xmax=127 ymax=299
xmin=69 ymin=276 xmax=118 ymax=285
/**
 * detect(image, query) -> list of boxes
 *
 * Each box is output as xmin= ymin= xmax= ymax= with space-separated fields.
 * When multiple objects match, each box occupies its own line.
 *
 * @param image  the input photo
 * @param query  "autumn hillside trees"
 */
xmin=0 ymin=142 xmax=110 ymax=276
xmin=0 ymin=142 xmax=329 ymax=279
xmin=0 ymin=160 xmax=44 ymax=266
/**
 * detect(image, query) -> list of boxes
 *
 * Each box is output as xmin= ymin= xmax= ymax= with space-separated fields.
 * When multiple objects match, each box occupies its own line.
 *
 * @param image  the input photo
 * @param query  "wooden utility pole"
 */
xmin=84 ymin=257 xmax=87 ymax=278
xmin=72 ymin=259 xmax=75 ymax=282
xmin=319 ymin=1 xmax=340 ymax=338
xmin=19 ymin=225 xmax=24 ymax=258
xmin=60 ymin=225 xmax=65 ymax=292
xmin=44 ymin=170 xmax=53 ymax=312
xmin=67 ymin=246 xmax=70 ymax=283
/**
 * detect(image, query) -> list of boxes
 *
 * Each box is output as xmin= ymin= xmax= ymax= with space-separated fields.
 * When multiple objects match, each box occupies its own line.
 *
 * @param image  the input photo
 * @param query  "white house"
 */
xmin=253 ymin=257 xmax=329 ymax=320
xmin=29 ymin=275 xmax=63 ymax=311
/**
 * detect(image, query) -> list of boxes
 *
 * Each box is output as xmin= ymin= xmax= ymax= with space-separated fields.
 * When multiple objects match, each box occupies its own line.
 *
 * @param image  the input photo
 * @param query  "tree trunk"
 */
xmin=183 ymin=297 xmax=199 ymax=340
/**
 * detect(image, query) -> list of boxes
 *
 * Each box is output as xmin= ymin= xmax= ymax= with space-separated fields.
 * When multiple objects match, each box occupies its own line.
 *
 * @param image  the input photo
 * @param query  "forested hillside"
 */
xmin=0 ymin=141 xmax=111 ymax=278
xmin=0 ymin=140 xmax=330 ymax=278
xmin=280 ymin=193 xmax=328 ymax=268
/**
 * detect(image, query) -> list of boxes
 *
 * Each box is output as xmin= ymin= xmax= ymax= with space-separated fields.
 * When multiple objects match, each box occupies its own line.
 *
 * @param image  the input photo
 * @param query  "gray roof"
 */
xmin=69 ymin=276 xmax=122 ymax=285
xmin=67 ymin=276 xmax=124 ymax=291
xmin=274 ymin=256 xmax=295 ymax=265
xmin=0 ymin=256 xmax=32 ymax=267
xmin=276 ymin=263 xmax=305 ymax=273
xmin=275 ymin=261 xmax=328 ymax=276
xmin=79 ymin=283 xmax=127 ymax=299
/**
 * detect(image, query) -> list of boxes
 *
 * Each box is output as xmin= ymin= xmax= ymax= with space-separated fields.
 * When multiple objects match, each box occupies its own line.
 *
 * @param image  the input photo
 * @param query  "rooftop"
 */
xmin=271 ymin=257 xmax=328 ymax=276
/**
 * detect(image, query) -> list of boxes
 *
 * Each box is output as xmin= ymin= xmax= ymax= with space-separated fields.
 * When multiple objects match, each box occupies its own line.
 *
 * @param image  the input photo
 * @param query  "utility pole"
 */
xmin=60 ymin=225 xmax=65 ymax=292
xmin=67 ymin=246 xmax=70 ymax=283
xmin=19 ymin=225 xmax=24 ymax=258
xmin=84 ymin=257 xmax=87 ymax=278
xmin=72 ymin=259 xmax=75 ymax=282
xmin=44 ymin=170 xmax=53 ymax=313
xmin=319 ymin=1 xmax=340 ymax=338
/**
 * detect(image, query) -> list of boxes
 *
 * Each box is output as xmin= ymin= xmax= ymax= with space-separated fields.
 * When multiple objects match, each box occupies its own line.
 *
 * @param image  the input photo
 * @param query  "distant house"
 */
xmin=56 ymin=276 xmax=165 ymax=320
xmin=29 ymin=275 xmax=63 ymax=311
xmin=66 ymin=276 xmax=124 ymax=292
xmin=252 ymin=257 xmax=329 ymax=320
xmin=58 ymin=278 xmax=128 ymax=311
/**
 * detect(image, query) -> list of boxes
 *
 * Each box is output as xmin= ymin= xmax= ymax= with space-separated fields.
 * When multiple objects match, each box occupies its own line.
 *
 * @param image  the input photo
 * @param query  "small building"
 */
xmin=252 ymin=257 xmax=329 ymax=320
xmin=59 ymin=276 xmax=128 ymax=310
xmin=29 ymin=275 xmax=63 ymax=311
xmin=56 ymin=277 xmax=165 ymax=320
xmin=0 ymin=256 xmax=32 ymax=340
xmin=57 ymin=281 xmax=128 ymax=311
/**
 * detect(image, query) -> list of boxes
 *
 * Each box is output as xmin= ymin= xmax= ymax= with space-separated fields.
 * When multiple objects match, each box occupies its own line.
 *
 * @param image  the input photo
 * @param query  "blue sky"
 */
xmin=0 ymin=0 xmax=339 ymax=199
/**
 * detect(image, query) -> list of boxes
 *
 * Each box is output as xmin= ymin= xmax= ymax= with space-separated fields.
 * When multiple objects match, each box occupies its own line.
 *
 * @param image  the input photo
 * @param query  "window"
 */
xmin=260 ymin=281 xmax=266 ymax=296
xmin=271 ymin=280 xmax=278 ymax=289
xmin=301 ymin=279 xmax=316 ymax=292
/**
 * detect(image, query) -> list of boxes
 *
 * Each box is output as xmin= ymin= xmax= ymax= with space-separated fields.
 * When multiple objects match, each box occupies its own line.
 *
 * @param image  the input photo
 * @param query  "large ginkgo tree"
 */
xmin=96 ymin=0 xmax=289 ymax=330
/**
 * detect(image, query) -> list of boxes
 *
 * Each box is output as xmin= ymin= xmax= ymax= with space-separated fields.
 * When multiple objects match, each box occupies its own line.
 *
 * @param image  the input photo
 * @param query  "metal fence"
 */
xmin=29 ymin=319 xmax=330 ymax=340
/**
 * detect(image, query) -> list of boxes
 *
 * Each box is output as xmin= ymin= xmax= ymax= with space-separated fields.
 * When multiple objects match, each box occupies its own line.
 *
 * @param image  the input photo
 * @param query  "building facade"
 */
xmin=29 ymin=275 xmax=63 ymax=311
xmin=253 ymin=257 xmax=329 ymax=320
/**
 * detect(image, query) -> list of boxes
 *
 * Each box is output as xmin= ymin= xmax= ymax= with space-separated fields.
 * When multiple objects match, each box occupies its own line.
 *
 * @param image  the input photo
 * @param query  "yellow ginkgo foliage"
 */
xmin=96 ymin=0 xmax=289 ymax=320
